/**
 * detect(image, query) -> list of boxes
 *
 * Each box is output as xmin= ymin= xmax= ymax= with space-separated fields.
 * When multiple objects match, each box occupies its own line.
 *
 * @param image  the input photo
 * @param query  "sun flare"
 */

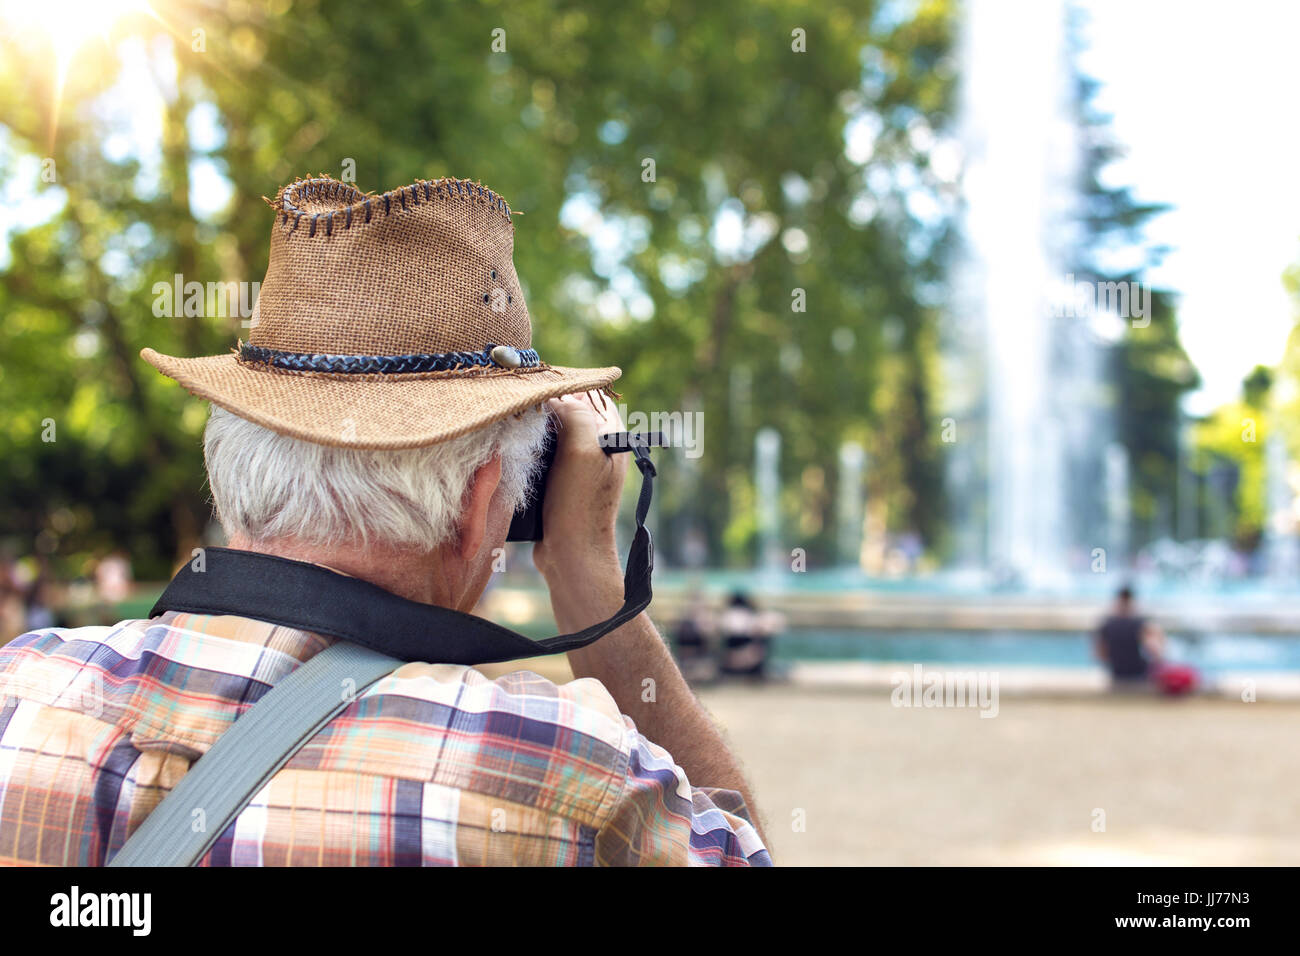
xmin=1 ymin=0 xmax=152 ymax=67
xmin=1 ymin=0 xmax=158 ymax=151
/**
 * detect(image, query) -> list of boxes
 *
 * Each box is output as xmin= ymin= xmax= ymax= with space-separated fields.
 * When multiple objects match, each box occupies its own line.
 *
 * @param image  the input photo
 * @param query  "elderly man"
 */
xmin=0 ymin=176 xmax=770 ymax=867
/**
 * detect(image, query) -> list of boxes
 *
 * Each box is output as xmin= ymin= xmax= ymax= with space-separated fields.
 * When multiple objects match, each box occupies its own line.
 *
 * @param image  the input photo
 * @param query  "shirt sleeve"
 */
xmin=594 ymin=719 xmax=773 ymax=867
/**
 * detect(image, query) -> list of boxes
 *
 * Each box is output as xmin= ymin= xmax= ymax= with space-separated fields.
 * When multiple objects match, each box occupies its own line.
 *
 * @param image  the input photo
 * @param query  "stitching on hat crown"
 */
xmin=256 ymin=173 xmax=531 ymax=359
xmin=269 ymin=174 xmax=515 ymax=239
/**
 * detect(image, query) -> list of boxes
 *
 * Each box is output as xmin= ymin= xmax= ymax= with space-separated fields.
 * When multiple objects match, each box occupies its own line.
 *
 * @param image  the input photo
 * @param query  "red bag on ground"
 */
xmin=1151 ymin=663 xmax=1198 ymax=696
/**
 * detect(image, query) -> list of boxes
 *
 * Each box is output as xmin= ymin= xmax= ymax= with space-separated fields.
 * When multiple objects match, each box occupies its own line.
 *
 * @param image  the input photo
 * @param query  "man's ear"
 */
xmin=457 ymin=455 xmax=503 ymax=561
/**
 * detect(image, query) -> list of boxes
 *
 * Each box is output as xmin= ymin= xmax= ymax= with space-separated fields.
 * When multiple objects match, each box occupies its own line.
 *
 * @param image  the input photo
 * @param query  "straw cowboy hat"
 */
xmin=141 ymin=175 xmax=621 ymax=449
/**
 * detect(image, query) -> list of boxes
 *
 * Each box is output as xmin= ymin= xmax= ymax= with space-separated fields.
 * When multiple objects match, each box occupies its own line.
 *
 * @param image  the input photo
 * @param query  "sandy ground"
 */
xmin=693 ymin=684 xmax=1300 ymax=866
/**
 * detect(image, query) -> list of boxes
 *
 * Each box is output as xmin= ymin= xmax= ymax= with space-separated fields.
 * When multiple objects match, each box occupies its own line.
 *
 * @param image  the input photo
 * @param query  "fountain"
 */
xmin=1265 ymin=428 xmax=1299 ymax=581
xmin=755 ymin=427 xmax=782 ymax=572
xmin=1176 ymin=414 xmax=1198 ymax=543
xmin=1104 ymin=443 xmax=1131 ymax=572
xmin=836 ymin=442 xmax=866 ymax=567
xmin=945 ymin=0 xmax=1113 ymax=588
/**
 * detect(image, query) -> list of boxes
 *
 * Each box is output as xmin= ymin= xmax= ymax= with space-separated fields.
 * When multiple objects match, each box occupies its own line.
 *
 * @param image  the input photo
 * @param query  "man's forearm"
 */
xmin=548 ymin=565 xmax=766 ymax=840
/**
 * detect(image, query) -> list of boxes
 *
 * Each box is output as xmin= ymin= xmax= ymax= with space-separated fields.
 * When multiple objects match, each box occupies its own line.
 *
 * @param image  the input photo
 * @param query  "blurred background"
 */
xmin=3 ymin=0 xmax=1299 ymax=865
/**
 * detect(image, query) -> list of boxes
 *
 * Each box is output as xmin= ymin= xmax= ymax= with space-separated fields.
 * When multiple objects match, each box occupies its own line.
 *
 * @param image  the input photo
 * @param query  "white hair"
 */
xmin=203 ymin=405 xmax=549 ymax=551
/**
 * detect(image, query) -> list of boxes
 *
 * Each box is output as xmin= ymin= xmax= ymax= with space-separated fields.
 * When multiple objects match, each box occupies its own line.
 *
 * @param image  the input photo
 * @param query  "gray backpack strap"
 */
xmin=108 ymin=641 xmax=400 ymax=867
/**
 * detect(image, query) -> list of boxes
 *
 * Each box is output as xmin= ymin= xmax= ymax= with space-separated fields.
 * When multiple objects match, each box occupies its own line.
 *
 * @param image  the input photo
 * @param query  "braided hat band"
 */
xmin=237 ymin=343 xmax=542 ymax=376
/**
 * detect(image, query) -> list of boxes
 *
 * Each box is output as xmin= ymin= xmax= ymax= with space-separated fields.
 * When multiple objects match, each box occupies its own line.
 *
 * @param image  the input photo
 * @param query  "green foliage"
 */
xmin=1193 ymin=398 xmax=1267 ymax=547
xmin=1070 ymin=58 xmax=1199 ymax=550
xmin=1193 ymin=242 xmax=1300 ymax=550
xmin=1110 ymin=291 xmax=1199 ymax=542
xmin=2 ymin=0 xmax=958 ymax=575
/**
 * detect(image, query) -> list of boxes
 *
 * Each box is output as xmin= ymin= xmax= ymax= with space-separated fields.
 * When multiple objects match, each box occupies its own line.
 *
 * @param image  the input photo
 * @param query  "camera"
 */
xmin=506 ymin=429 xmax=664 ymax=541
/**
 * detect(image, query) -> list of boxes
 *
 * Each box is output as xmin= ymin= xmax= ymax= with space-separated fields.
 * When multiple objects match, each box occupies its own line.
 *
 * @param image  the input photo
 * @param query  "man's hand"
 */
xmin=532 ymin=392 xmax=628 ymax=590
xmin=529 ymin=390 xmax=766 ymax=848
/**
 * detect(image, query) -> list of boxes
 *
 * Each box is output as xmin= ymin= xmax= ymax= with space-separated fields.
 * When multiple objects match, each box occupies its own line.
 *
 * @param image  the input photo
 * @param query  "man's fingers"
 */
xmin=547 ymin=392 xmax=625 ymax=450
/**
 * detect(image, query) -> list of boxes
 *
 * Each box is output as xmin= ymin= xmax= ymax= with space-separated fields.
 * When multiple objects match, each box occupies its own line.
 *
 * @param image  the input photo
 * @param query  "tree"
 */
xmin=1068 ymin=53 xmax=1199 ymax=550
xmin=0 ymin=0 xmax=957 ymax=576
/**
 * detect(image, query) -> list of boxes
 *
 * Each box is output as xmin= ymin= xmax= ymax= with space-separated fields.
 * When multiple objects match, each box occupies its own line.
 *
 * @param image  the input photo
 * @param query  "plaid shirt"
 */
xmin=0 ymin=611 xmax=771 ymax=866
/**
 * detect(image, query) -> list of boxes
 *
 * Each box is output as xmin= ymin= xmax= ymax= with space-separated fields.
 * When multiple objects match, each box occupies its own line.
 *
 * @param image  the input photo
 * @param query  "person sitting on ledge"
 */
xmin=1094 ymin=584 xmax=1197 ymax=695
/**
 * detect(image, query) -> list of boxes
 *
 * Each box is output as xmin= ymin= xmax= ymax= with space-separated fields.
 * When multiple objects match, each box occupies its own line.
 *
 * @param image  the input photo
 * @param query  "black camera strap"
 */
xmin=149 ymin=442 xmax=657 ymax=666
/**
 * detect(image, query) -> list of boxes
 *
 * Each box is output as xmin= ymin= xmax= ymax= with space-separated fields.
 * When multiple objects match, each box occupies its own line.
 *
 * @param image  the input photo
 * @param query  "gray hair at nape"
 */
xmin=202 ymin=404 xmax=550 ymax=551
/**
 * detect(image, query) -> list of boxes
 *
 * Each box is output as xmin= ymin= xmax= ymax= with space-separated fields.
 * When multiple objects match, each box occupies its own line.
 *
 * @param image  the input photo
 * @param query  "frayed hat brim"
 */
xmin=142 ymin=348 xmax=621 ymax=450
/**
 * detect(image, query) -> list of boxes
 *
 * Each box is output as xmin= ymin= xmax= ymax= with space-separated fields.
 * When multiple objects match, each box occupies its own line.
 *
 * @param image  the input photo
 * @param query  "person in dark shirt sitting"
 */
xmin=1092 ymin=582 xmax=1201 ymax=697
xmin=1093 ymin=585 xmax=1179 ymax=691
xmin=719 ymin=591 xmax=775 ymax=681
